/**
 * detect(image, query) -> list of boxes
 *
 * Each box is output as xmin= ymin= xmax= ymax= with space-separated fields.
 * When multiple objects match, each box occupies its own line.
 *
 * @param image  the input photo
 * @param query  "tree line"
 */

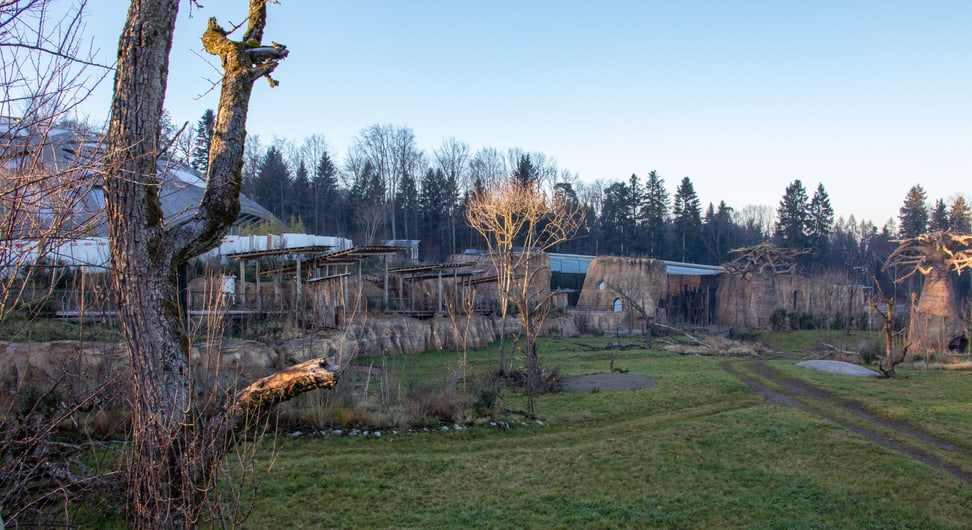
xmin=167 ymin=110 xmax=970 ymax=284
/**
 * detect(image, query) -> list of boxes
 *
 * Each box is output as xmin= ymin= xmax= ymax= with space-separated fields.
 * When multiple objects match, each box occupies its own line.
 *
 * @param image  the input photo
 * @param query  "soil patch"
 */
xmin=560 ymin=373 xmax=655 ymax=393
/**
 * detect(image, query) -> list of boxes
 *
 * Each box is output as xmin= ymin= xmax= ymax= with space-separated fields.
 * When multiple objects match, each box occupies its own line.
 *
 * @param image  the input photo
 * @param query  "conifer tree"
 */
xmin=898 ymin=184 xmax=929 ymax=238
xmin=640 ymin=170 xmax=669 ymax=257
xmin=672 ymin=176 xmax=702 ymax=262
xmin=949 ymin=196 xmax=972 ymax=234
xmin=929 ymin=198 xmax=950 ymax=232
xmin=807 ymin=183 xmax=834 ymax=263
xmin=775 ymin=179 xmax=810 ymax=250
xmin=189 ymin=108 xmax=215 ymax=172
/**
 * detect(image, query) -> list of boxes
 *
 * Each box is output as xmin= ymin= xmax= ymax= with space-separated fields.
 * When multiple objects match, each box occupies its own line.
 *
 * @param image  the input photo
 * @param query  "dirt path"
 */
xmin=723 ymin=360 xmax=972 ymax=483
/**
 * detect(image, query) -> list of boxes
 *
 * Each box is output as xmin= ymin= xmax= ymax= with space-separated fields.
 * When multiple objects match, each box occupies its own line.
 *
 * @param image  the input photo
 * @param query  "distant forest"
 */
xmin=168 ymin=111 xmax=971 ymax=286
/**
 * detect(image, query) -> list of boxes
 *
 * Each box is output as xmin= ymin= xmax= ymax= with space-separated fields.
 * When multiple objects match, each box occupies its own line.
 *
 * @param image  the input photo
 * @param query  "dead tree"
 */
xmin=866 ymin=279 xmax=910 ymax=377
xmin=883 ymin=231 xmax=972 ymax=355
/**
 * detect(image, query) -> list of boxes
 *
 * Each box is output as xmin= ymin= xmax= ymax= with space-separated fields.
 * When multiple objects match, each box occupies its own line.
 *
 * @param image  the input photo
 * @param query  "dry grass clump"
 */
xmin=664 ymin=336 xmax=763 ymax=357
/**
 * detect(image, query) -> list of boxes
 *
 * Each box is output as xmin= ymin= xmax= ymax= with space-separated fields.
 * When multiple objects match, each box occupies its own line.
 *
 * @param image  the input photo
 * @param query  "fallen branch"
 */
xmin=651 ymin=322 xmax=711 ymax=348
xmin=822 ymin=343 xmax=861 ymax=356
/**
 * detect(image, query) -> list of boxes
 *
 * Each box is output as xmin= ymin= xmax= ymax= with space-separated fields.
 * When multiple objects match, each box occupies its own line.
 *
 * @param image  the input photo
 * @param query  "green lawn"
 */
xmin=237 ymin=338 xmax=972 ymax=529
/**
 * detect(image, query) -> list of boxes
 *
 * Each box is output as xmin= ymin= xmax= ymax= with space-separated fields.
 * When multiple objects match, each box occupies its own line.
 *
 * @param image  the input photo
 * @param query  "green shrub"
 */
xmin=471 ymin=383 xmax=503 ymax=418
xmin=770 ymin=308 xmax=788 ymax=331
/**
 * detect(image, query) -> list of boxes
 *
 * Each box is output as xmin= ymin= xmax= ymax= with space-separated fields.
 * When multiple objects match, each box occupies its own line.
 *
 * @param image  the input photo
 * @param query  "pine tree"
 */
xmin=702 ymin=200 xmax=734 ymax=264
xmin=898 ymin=184 xmax=928 ymax=238
xmin=640 ymin=170 xmax=669 ymax=257
xmin=929 ymin=198 xmax=950 ymax=232
xmin=189 ymin=108 xmax=215 ymax=173
xmin=671 ymin=176 xmax=702 ymax=262
xmin=600 ymin=181 xmax=637 ymax=255
xmin=396 ymin=170 xmax=419 ymax=241
xmin=252 ymin=146 xmax=291 ymax=218
xmin=419 ymin=168 xmax=450 ymax=259
xmin=511 ymin=154 xmax=538 ymax=185
xmin=807 ymin=183 xmax=834 ymax=265
xmin=949 ymin=196 xmax=972 ymax=234
xmin=290 ymin=160 xmax=312 ymax=230
xmin=312 ymin=150 xmax=339 ymax=235
xmin=775 ymin=179 xmax=810 ymax=250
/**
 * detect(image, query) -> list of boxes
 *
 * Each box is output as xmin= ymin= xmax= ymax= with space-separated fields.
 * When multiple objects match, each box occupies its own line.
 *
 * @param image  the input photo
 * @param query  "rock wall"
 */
xmin=576 ymin=256 xmax=668 ymax=318
xmin=0 ymin=314 xmax=577 ymax=400
xmin=715 ymin=272 xmax=867 ymax=329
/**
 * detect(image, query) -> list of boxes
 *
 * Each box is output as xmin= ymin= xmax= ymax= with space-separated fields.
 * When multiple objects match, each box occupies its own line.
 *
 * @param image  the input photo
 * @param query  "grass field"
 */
xmin=233 ymin=335 xmax=972 ymax=529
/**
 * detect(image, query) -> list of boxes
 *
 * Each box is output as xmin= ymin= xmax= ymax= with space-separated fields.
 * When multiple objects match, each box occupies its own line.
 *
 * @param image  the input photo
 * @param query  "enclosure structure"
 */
xmin=714 ymin=243 xmax=868 ymax=330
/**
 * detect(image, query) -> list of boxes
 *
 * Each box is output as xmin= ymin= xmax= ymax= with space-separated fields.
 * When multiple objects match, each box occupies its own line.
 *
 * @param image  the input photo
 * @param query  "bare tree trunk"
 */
xmin=104 ymin=2 xmax=290 ymax=527
xmin=103 ymin=4 xmax=183 ymax=526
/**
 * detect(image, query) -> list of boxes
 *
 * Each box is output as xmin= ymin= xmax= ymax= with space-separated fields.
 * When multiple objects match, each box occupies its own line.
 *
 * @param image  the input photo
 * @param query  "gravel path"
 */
xmin=560 ymin=373 xmax=656 ymax=393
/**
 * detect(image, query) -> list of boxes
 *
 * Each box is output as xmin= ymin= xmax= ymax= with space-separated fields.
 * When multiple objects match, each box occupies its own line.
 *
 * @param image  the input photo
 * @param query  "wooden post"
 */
xmin=256 ymin=259 xmax=262 ymax=311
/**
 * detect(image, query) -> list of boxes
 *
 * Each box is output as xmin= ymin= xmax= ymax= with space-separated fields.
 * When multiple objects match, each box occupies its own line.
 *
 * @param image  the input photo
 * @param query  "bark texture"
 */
xmin=103 ymin=1 xmax=291 ymax=527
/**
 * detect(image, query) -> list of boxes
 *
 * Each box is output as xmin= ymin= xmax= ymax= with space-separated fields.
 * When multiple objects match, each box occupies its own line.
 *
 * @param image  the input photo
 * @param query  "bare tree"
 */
xmin=434 ymin=137 xmax=469 ymax=254
xmin=465 ymin=178 xmax=584 ymax=408
xmin=0 ymin=0 xmax=111 ymax=325
xmin=102 ymin=2 xmax=337 ymax=527
xmin=468 ymin=146 xmax=507 ymax=190
xmin=0 ymin=1 xmax=121 ymax=524
xmin=866 ymin=278 xmax=911 ymax=377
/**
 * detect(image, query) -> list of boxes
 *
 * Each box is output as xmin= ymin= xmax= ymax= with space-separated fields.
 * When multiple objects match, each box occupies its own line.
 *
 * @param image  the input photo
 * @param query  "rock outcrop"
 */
xmin=0 ymin=314 xmax=577 ymax=400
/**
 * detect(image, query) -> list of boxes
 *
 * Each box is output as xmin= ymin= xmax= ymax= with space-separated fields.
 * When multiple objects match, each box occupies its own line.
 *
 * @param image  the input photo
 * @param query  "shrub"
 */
xmin=770 ymin=308 xmax=788 ymax=332
xmin=471 ymin=384 xmax=503 ymax=418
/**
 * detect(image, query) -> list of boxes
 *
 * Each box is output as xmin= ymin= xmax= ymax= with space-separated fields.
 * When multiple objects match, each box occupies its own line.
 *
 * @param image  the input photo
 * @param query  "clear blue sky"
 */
xmin=77 ymin=1 xmax=971 ymax=226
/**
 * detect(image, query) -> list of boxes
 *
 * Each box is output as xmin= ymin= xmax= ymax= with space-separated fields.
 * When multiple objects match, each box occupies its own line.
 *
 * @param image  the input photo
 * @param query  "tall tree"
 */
xmin=774 ymin=179 xmax=810 ymax=250
xmin=468 ymin=146 xmax=507 ymax=190
xmin=898 ymin=184 xmax=929 ymax=238
xmin=103 ymin=3 xmax=334 ymax=527
xmin=290 ymin=159 xmax=312 ymax=226
xmin=312 ymin=149 xmax=339 ymax=234
xmin=511 ymin=153 xmax=538 ymax=185
xmin=949 ymin=196 xmax=972 ymax=235
xmin=640 ymin=170 xmax=669 ymax=257
xmin=434 ymin=138 xmax=469 ymax=254
xmin=807 ymin=183 xmax=834 ymax=267
xmin=702 ymin=200 xmax=734 ymax=264
xmin=599 ymin=181 xmax=636 ymax=255
xmin=252 ymin=145 xmax=291 ymax=218
xmin=465 ymin=178 xmax=584 ymax=401
xmin=626 ymin=173 xmax=645 ymax=254
xmin=189 ymin=108 xmax=215 ymax=172
xmin=929 ymin=198 xmax=950 ymax=232
xmin=671 ymin=176 xmax=702 ymax=262
xmin=419 ymin=167 xmax=450 ymax=259
xmin=396 ymin=168 xmax=419 ymax=241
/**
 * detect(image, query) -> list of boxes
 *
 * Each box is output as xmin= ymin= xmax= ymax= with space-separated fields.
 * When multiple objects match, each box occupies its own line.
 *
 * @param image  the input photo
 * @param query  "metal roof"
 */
xmin=547 ymin=253 xmax=725 ymax=276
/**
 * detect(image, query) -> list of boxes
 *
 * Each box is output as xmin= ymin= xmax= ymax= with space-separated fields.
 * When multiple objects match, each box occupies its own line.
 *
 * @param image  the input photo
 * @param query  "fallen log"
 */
xmin=227 ymin=358 xmax=340 ymax=416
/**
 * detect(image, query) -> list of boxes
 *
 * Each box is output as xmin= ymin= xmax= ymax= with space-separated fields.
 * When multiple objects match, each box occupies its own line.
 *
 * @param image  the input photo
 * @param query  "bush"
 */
xmin=859 ymin=338 xmax=884 ymax=365
xmin=471 ymin=383 xmax=503 ymax=418
xmin=770 ymin=308 xmax=788 ymax=332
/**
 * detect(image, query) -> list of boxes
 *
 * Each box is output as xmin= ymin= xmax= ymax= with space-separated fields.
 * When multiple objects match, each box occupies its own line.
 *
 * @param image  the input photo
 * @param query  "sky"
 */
xmin=73 ymin=1 xmax=971 ymax=226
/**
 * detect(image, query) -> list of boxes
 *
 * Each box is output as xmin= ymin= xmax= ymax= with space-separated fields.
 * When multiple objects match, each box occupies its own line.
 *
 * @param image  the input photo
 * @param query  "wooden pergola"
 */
xmin=224 ymin=244 xmax=405 ymax=312
xmin=386 ymin=262 xmax=476 ymax=315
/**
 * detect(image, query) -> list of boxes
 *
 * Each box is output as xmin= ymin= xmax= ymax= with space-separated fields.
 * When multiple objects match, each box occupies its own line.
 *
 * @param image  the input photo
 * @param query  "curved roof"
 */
xmin=0 ymin=118 xmax=278 ymax=237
